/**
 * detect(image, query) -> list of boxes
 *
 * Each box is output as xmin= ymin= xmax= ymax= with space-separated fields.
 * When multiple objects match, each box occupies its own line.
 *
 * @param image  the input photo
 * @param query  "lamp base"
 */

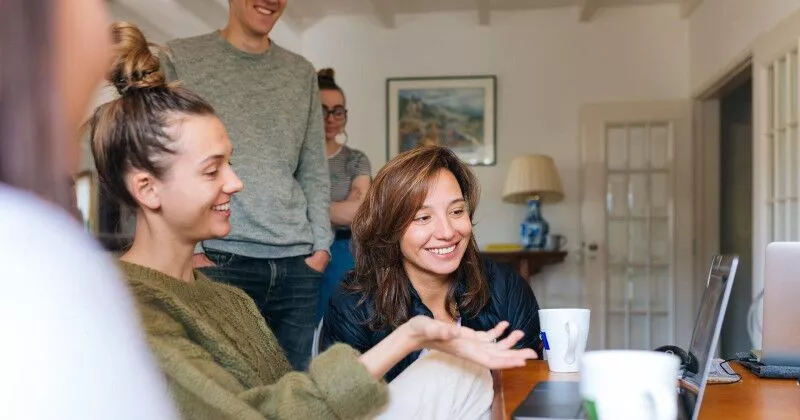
xmin=520 ymin=198 xmax=549 ymax=250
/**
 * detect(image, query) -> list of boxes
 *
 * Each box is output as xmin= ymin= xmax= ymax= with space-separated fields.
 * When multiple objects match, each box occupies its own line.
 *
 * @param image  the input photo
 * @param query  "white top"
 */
xmin=0 ymin=185 xmax=177 ymax=420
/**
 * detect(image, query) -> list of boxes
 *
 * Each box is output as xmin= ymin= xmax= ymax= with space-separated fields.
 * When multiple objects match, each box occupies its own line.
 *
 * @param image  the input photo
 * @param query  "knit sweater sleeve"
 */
xmin=298 ymin=68 xmax=333 ymax=254
xmin=142 ymin=304 xmax=388 ymax=420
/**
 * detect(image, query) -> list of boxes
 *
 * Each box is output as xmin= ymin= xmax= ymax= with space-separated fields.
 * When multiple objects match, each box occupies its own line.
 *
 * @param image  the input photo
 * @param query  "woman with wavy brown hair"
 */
xmin=321 ymin=146 xmax=543 ymax=418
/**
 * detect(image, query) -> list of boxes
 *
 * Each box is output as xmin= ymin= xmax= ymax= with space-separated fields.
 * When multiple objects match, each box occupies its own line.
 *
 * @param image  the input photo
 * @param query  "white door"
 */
xmin=751 ymin=9 xmax=800 ymax=348
xmin=580 ymin=101 xmax=694 ymax=351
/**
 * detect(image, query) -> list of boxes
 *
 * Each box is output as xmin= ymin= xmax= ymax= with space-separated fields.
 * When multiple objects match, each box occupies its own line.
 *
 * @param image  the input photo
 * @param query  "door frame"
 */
xmin=692 ymin=7 xmax=800 ymax=350
xmin=579 ymin=100 xmax=694 ymax=350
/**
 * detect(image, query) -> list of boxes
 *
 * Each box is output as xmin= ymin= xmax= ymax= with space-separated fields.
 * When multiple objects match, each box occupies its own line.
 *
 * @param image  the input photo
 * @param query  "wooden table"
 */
xmin=481 ymin=250 xmax=568 ymax=279
xmin=500 ymin=360 xmax=800 ymax=420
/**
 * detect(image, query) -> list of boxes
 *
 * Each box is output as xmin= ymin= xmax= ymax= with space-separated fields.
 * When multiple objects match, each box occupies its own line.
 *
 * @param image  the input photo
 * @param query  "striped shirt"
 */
xmin=328 ymin=146 xmax=371 ymax=202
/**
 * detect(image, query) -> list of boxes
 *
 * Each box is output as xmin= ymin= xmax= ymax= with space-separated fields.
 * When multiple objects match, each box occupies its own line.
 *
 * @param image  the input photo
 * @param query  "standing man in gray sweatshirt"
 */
xmin=160 ymin=0 xmax=331 ymax=371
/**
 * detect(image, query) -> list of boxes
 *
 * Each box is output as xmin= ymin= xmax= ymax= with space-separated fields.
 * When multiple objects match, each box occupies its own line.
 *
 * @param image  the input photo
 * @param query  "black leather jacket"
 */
xmin=320 ymin=256 xmax=542 ymax=382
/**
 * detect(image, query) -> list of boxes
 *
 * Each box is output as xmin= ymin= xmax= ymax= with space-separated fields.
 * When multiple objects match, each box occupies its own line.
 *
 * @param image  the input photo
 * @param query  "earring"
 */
xmin=335 ymin=130 xmax=348 ymax=145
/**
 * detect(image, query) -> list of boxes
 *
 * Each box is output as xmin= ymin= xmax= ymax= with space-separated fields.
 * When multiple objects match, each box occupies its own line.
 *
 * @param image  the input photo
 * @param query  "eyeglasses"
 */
xmin=322 ymin=106 xmax=347 ymax=120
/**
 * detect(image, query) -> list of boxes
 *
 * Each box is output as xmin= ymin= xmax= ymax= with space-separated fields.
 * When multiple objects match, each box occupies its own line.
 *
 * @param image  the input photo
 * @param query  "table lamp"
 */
xmin=502 ymin=154 xmax=564 ymax=250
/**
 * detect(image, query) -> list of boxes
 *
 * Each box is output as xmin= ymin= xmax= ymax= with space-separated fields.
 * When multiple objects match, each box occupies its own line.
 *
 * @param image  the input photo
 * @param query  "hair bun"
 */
xmin=317 ymin=68 xmax=336 ymax=82
xmin=109 ymin=22 xmax=166 ymax=94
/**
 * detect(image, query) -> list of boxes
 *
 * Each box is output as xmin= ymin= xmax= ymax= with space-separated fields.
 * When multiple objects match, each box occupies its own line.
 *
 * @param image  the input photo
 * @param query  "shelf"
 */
xmin=480 ymin=250 xmax=568 ymax=278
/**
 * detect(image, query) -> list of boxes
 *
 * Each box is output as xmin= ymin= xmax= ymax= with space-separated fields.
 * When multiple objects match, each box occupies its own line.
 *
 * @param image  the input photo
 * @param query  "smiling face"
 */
xmin=229 ymin=0 xmax=287 ymax=38
xmin=400 ymin=168 xmax=472 ymax=283
xmin=155 ymin=114 xmax=243 ymax=243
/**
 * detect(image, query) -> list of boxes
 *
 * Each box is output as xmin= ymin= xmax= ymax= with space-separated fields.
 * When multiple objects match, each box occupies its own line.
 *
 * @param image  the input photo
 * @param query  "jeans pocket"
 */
xmin=299 ymin=254 xmax=325 ymax=275
xmin=204 ymin=249 xmax=236 ymax=267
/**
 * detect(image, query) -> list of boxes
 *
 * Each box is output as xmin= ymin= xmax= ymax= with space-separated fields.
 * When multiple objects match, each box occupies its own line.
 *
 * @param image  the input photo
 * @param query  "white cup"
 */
xmin=580 ymin=350 xmax=681 ymax=420
xmin=538 ymin=308 xmax=590 ymax=372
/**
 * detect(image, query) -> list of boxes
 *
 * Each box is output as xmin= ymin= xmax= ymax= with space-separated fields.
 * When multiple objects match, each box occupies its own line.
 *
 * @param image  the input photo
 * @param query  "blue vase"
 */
xmin=520 ymin=198 xmax=549 ymax=250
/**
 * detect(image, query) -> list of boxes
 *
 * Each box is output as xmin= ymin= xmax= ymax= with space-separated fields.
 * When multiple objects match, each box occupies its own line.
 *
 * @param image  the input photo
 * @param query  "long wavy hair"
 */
xmin=349 ymin=146 xmax=488 ymax=330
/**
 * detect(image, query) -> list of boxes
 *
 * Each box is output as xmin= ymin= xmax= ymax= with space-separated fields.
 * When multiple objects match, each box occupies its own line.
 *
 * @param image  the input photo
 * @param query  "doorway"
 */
xmin=719 ymin=75 xmax=754 ymax=358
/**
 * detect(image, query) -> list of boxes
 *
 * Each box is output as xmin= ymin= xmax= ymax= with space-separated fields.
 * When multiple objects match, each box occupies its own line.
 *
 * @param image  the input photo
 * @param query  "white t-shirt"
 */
xmin=0 ymin=185 xmax=177 ymax=420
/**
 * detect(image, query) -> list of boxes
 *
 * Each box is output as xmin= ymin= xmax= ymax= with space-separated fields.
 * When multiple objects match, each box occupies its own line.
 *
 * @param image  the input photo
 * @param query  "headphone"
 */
xmin=654 ymin=345 xmax=699 ymax=374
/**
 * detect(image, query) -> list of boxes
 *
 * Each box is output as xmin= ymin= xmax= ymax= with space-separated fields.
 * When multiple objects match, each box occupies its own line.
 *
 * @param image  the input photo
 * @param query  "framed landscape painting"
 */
xmin=386 ymin=75 xmax=497 ymax=166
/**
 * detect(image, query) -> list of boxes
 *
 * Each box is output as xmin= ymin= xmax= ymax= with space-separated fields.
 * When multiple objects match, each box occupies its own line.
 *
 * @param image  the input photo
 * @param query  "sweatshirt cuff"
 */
xmin=309 ymin=344 xmax=388 ymax=419
xmin=312 ymin=242 xmax=331 ymax=257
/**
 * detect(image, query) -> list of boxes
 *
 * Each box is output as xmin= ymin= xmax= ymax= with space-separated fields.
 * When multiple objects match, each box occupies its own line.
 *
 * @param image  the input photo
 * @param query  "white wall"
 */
xmin=689 ymin=0 xmax=800 ymax=94
xmin=301 ymin=5 xmax=689 ymax=306
xmin=270 ymin=21 xmax=304 ymax=54
xmin=79 ymin=14 xmax=303 ymax=171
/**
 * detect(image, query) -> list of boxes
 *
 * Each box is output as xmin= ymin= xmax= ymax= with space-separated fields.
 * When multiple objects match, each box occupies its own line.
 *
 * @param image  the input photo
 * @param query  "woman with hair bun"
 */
xmin=316 ymin=68 xmax=372 ymax=321
xmin=91 ymin=22 xmax=536 ymax=420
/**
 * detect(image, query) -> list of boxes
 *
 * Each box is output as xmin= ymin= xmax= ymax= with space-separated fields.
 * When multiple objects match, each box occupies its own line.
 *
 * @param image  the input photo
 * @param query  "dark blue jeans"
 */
xmin=199 ymin=250 xmax=321 ymax=371
xmin=317 ymin=238 xmax=355 ymax=322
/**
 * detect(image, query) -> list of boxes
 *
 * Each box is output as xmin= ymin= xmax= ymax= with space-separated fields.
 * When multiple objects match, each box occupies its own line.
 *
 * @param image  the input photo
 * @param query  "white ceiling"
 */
xmin=109 ymin=0 xmax=704 ymax=40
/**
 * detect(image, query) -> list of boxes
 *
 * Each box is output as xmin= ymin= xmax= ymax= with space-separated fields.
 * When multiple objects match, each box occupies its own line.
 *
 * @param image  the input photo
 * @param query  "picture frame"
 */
xmin=386 ymin=75 xmax=497 ymax=166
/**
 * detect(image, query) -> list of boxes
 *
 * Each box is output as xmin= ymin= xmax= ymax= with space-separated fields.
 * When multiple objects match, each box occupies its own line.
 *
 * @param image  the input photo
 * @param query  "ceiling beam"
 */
xmin=578 ymin=0 xmax=600 ymax=22
xmin=680 ymin=0 xmax=704 ymax=18
xmin=173 ymin=0 xmax=228 ymax=28
xmin=477 ymin=0 xmax=491 ymax=26
xmin=107 ymin=1 xmax=175 ymax=43
xmin=370 ymin=0 xmax=396 ymax=29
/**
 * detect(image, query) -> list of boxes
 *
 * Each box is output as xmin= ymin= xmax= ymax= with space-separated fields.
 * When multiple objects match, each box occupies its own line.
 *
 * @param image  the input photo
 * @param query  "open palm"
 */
xmin=407 ymin=316 xmax=538 ymax=370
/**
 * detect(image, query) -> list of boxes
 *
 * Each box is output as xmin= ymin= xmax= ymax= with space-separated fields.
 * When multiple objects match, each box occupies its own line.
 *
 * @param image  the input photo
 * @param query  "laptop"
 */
xmin=512 ymin=255 xmax=738 ymax=420
xmin=761 ymin=242 xmax=800 ymax=366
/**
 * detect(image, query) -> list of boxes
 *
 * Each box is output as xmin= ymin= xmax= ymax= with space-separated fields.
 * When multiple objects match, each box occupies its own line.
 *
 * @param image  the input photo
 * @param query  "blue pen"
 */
xmin=540 ymin=331 xmax=550 ymax=350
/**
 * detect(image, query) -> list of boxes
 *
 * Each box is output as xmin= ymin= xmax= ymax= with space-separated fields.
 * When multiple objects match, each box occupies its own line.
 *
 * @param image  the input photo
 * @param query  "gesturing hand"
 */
xmin=405 ymin=316 xmax=538 ymax=370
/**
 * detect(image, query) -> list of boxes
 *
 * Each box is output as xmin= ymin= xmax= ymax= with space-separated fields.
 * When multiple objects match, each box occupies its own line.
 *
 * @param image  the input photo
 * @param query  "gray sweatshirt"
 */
xmin=161 ymin=32 xmax=331 ymax=259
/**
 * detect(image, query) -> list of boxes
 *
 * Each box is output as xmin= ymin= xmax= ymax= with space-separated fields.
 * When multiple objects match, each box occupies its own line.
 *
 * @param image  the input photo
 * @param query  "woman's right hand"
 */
xmin=406 ymin=316 xmax=538 ymax=370
xmin=359 ymin=315 xmax=537 ymax=379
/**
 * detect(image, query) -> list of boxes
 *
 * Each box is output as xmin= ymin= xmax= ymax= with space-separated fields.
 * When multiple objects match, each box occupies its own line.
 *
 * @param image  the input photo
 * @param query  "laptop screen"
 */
xmin=677 ymin=255 xmax=738 ymax=420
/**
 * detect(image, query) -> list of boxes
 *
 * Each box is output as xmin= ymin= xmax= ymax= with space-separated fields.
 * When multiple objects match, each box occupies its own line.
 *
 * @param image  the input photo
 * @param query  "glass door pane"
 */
xmin=604 ymin=122 xmax=675 ymax=349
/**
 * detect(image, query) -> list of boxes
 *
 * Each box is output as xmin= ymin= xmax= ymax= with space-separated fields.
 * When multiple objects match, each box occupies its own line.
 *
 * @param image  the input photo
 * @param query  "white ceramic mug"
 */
xmin=580 ymin=350 xmax=681 ymax=420
xmin=538 ymin=308 xmax=590 ymax=372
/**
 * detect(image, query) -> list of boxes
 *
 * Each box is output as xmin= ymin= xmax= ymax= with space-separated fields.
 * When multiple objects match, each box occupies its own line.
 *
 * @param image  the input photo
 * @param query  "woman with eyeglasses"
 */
xmin=316 ymin=68 xmax=372 ymax=321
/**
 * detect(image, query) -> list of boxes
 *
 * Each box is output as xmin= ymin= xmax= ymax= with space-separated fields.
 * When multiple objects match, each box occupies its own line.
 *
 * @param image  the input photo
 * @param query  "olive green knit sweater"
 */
xmin=120 ymin=262 xmax=387 ymax=419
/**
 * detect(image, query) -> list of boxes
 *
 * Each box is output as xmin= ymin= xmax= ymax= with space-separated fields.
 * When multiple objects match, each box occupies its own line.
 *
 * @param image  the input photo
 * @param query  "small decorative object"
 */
xmin=545 ymin=234 xmax=568 ymax=251
xmin=503 ymin=155 xmax=564 ymax=250
xmin=386 ymin=75 xmax=496 ymax=165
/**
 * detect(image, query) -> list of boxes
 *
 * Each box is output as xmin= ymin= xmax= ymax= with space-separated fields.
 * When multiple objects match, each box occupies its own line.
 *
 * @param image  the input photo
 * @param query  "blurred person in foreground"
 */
xmin=0 ymin=1 xmax=177 ymax=419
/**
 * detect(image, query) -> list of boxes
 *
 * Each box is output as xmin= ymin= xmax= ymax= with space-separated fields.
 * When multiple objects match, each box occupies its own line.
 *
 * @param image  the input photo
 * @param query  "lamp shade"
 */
xmin=502 ymin=154 xmax=564 ymax=204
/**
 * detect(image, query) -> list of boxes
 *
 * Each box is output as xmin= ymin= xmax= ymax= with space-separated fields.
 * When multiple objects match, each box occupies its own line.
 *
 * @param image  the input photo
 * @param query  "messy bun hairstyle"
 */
xmin=89 ymin=22 xmax=215 ymax=208
xmin=317 ymin=68 xmax=344 ymax=98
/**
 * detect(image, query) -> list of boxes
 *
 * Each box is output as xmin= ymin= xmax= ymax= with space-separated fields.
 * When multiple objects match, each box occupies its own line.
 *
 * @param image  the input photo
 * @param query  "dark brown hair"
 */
xmin=349 ymin=146 xmax=488 ymax=330
xmin=89 ymin=22 xmax=215 ymax=207
xmin=317 ymin=67 xmax=344 ymax=96
xmin=0 ymin=0 xmax=73 ymax=208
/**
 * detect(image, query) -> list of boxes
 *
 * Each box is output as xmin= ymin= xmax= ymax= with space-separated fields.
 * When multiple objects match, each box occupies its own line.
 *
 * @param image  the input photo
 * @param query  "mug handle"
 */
xmin=564 ymin=320 xmax=578 ymax=364
xmin=646 ymin=388 xmax=677 ymax=420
